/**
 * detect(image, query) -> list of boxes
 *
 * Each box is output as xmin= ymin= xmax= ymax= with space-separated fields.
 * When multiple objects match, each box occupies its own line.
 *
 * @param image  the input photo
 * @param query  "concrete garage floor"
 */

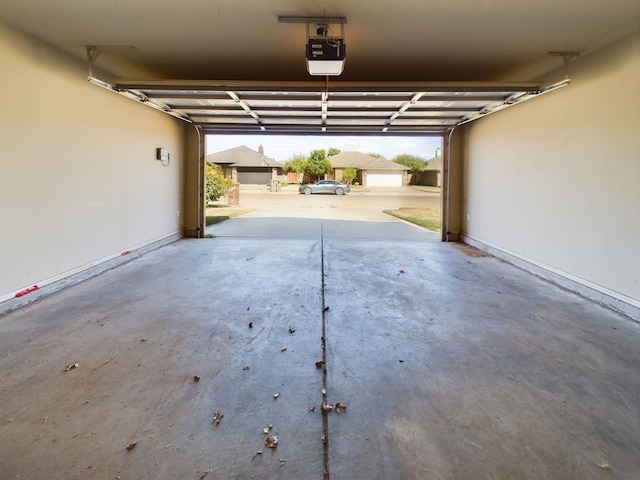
xmin=1 ymin=194 xmax=639 ymax=479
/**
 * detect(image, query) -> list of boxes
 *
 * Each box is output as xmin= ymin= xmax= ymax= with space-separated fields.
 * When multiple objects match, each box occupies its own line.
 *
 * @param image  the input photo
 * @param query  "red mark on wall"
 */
xmin=15 ymin=285 xmax=39 ymax=297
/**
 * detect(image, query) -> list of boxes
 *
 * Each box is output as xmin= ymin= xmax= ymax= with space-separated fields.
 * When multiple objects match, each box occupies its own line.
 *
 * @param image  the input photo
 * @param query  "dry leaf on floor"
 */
xmin=64 ymin=363 xmax=79 ymax=372
xmin=213 ymin=410 xmax=223 ymax=425
xmin=263 ymin=425 xmax=272 ymax=434
xmin=265 ymin=435 xmax=278 ymax=448
xmin=126 ymin=441 xmax=137 ymax=450
xmin=335 ymin=402 xmax=348 ymax=413
xmin=595 ymin=461 xmax=611 ymax=471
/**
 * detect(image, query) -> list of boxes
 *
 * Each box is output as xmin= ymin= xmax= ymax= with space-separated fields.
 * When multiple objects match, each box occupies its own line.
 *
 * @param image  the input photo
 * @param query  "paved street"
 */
xmin=222 ymin=185 xmax=440 ymax=222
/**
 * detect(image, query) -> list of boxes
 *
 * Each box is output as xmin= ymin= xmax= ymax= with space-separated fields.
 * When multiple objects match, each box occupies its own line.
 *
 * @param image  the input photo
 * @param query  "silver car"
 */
xmin=299 ymin=180 xmax=350 ymax=195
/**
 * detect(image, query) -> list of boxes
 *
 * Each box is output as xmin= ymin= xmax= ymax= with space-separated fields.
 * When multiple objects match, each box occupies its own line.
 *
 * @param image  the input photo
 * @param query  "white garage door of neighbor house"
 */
xmin=367 ymin=173 xmax=403 ymax=187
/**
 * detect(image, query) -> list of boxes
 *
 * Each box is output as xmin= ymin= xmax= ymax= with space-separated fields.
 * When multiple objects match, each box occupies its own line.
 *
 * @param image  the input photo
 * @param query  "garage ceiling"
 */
xmin=2 ymin=0 xmax=638 ymax=134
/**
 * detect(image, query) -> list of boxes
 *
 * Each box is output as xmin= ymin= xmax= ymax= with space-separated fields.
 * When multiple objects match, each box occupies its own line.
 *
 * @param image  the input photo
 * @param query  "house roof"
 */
xmin=425 ymin=155 xmax=443 ymax=171
xmin=328 ymin=152 xmax=410 ymax=171
xmin=206 ymin=145 xmax=283 ymax=168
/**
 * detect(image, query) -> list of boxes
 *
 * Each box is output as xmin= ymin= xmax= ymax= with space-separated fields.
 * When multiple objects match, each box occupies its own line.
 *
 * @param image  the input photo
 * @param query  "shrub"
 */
xmin=343 ymin=167 xmax=358 ymax=185
xmin=205 ymin=164 xmax=232 ymax=203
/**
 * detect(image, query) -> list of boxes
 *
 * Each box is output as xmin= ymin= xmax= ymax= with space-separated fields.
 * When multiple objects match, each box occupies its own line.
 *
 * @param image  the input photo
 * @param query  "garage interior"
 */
xmin=1 ymin=1 xmax=639 ymax=479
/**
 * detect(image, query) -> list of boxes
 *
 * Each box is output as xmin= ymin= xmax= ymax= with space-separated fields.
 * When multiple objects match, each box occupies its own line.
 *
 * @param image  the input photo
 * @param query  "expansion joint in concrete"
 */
xmin=320 ymin=219 xmax=330 ymax=480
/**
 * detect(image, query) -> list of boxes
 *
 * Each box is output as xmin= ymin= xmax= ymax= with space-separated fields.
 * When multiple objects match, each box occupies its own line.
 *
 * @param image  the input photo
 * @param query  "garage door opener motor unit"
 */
xmin=306 ymin=25 xmax=346 ymax=76
xmin=277 ymin=15 xmax=347 ymax=76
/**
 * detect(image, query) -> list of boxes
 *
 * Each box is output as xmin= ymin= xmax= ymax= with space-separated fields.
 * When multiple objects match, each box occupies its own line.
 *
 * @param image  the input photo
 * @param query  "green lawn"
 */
xmin=383 ymin=207 xmax=441 ymax=232
xmin=205 ymin=205 xmax=255 ymax=226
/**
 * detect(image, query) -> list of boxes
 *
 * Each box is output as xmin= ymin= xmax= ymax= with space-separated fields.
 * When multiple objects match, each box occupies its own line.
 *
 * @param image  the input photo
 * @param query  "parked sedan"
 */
xmin=299 ymin=180 xmax=350 ymax=195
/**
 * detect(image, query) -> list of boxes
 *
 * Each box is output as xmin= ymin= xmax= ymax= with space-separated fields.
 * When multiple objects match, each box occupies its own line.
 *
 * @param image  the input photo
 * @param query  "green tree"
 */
xmin=393 ymin=153 xmax=427 ymax=173
xmin=342 ymin=167 xmax=358 ymax=185
xmin=305 ymin=149 xmax=332 ymax=182
xmin=367 ymin=152 xmax=383 ymax=158
xmin=205 ymin=164 xmax=232 ymax=204
xmin=284 ymin=153 xmax=308 ymax=183
xmin=327 ymin=147 xmax=341 ymax=157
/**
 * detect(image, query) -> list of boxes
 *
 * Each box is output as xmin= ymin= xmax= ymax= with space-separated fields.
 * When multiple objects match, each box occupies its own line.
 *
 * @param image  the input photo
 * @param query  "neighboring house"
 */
xmin=206 ymin=145 xmax=284 ymax=185
xmin=327 ymin=151 xmax=409 ymax=187
xmin=412 ymin=153 xmax=442 ymax=187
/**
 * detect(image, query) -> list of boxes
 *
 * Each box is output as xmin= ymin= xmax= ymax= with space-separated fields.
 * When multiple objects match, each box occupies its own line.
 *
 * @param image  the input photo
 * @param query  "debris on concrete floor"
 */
xmin=248 ymin=322 xmax=253 ymax=328
xmin=273 ymin=392 xmax=280 ymax=399
xmin=321 ymin=402 xmax=347 ymax=413
xmin=315 ymin=361 xmax=325 ymax=369
xmin=243 ymin=365 xmax=250 ymax=371
xmin=193 ymin=375 xmax=200 ymax=382
xmin=265 ymin=435 xmax=278 ymax=448
xmin=321 ymin=434 xmax=327 ymax=444
xmin=213 ymin=410 xmax=223 ymax=425
xmin=335 ymin=402 xmax=347 ymax=413
xmin=595 ymin=461 xmax=611 ymax=471
xmin=281 ymin=347 xmax=287 ymax=352
xmin=64 ymin=363 xmax=78 ymax=372
xmin=199 ymin=469 xmax=212 ymax=479
xmin=278 ymin=457 xmax=287 ymax=467
xmin=323 ymin=306 xmax=329 ymax=312
xmin=262 ymin=425 xmax=272 ymax=435
xmin=309 ymin=406 xmax=316 ymax=412
xmin=126 ymin=442 xmax=137 ymax=450
xmin=251 ymin=451 xmax=262 ymax=461
xmin=289 ymin=326 xmax=295 ymax=334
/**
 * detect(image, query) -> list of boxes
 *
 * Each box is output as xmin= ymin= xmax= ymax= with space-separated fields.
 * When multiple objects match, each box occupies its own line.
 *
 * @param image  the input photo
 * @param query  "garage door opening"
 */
xmin=204 ymin=133 xmax=443 ymax=236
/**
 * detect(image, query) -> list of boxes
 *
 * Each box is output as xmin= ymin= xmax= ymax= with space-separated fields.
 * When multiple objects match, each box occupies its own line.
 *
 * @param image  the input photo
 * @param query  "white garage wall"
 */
xmin=0 ymin=22 xmax=185 ymax=303
xmin=462 ymin=32 xmax=640 ymax=315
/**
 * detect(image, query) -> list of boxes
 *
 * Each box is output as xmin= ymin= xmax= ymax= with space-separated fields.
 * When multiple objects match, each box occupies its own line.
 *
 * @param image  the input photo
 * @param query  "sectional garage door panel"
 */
xmin=114 ymin=81 xmax=545 ymax=135
xmin=367 ymin=173 xmax=403 ymax=187
xmin=237 ymin=168 xmax=271 ymax=185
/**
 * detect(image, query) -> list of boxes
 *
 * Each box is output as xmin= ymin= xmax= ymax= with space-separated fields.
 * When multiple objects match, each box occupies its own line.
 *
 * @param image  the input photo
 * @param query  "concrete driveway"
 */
xmin=1 ymin=189 xmax=639 ymax=479
xmin=209 ymin=186 xmax=441 ymax=239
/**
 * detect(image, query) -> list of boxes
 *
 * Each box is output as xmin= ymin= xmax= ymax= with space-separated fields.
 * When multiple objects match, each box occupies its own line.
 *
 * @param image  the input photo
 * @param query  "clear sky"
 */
xmin=206 ymin=134 xmax=442 ymax=162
